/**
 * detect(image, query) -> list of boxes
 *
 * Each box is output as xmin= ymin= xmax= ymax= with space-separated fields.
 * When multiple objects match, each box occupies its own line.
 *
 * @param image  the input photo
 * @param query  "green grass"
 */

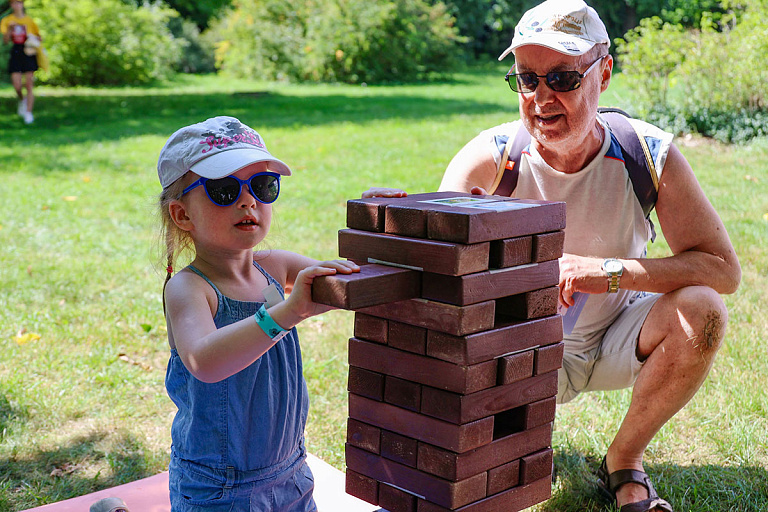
xmin=1 ymin=66 xmax=767 ymax=511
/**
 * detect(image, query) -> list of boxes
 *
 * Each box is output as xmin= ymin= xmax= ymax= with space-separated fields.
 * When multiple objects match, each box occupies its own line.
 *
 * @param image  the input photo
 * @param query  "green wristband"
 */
xmin=254 ymin=304 xmax=289 ymax=342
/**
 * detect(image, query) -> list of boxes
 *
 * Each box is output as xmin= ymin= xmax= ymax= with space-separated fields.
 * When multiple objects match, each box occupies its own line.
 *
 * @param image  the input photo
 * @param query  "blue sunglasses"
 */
xmin=180 ymin=172 xmax=281 ymax=206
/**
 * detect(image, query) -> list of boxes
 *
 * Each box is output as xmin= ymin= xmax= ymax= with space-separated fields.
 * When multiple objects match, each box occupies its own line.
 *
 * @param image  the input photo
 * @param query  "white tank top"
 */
xmin=484 ymin=114 xmax=674 ymax=350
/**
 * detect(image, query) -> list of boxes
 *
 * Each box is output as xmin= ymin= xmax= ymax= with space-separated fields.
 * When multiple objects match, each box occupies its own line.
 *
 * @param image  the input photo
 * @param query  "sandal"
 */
xmin=596 ymin=457 xmax=674 ymax=512
xmin=89 ymin=497 xmax=131 ymax=512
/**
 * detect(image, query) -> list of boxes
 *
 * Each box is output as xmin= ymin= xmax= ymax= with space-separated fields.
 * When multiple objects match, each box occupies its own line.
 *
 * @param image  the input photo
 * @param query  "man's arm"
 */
xmin=439 ymin=131 xmax=498 ymax=193
xmin=559 ymin=144 xmax=741 ymax=303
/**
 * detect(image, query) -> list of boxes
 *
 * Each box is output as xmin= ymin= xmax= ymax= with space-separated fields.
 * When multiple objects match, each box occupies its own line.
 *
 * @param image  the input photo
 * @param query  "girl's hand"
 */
xmin=361 ymin=187 xmax=408 ymax=198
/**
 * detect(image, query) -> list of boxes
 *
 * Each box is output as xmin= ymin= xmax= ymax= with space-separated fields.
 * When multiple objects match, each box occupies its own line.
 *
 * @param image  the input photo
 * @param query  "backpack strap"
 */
xmin=598 ymin=108 xmax=659 ymax=218
xmin=489 ymin=126 xmax=530 ymax=196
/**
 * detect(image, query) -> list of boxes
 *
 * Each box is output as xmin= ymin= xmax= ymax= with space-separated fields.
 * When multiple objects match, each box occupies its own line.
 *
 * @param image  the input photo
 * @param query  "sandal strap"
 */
xmin=620 ymin=497 xmax=674 ymax=512
xmin=608 ymin=468 xmax=656 ymax=495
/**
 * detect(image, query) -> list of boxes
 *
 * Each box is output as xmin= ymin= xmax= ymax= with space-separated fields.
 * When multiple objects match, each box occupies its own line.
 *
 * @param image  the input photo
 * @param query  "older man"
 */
xmin=365 ymin=1 xmax=740 ymax=511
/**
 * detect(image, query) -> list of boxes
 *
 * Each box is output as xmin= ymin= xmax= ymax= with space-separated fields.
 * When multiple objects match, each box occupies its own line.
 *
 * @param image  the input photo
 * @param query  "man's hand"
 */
xmin=558 ymin=253 xmax=610 ymax=307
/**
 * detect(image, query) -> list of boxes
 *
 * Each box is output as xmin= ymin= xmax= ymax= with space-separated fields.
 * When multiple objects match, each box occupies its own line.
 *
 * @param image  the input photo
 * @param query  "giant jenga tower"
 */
xmin=312 ymin=192 xmax=566 ymax=512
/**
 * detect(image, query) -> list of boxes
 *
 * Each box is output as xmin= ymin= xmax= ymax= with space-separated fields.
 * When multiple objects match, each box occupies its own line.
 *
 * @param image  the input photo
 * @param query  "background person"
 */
xmin=365 ymin=1 xmax=740 ymax=511
xmin=157 ymin=116 xmax=358 ymax=511
xmin=0 ymin=0 xmax=41 ymax=124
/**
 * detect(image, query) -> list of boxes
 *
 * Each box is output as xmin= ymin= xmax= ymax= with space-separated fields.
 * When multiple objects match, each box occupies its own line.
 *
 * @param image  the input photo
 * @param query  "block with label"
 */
xmin=313 ymin=192 xmax=566 ymax=512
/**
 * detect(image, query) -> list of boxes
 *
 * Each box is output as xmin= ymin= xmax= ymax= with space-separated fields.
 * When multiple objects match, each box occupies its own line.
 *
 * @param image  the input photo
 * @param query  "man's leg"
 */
xmin=606 ymin=285 xmax=727 ymax=508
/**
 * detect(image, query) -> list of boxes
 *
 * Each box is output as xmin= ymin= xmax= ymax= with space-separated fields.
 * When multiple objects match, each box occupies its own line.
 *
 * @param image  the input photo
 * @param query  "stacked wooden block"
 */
xmin=312 ymin=192 xmax=566 ymax=512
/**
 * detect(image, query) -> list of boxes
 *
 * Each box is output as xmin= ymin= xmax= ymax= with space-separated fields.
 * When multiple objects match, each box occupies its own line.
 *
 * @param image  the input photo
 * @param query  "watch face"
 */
xmin=604 ymin=260 xmax=622 ymax=273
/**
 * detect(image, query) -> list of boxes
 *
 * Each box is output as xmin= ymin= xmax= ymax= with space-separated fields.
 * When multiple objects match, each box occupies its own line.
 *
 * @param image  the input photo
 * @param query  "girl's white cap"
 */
xmin=498 ymin=0 xmax=610 ymax=60
xmin=157 ymin=116 xmax=291 ymax=189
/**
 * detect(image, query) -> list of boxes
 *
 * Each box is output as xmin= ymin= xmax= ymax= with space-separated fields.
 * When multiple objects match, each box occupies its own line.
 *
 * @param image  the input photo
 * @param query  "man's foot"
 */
xmin=23 ymin=111 xmax=34 ymax=124
xmin=597 ymin=457 xmax=674 ymax=512
xmin=17 ymin=98 xmax=27 ymax=117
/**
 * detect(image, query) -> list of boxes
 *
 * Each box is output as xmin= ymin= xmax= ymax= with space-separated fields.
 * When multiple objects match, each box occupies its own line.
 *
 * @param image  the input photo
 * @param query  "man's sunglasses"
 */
xmin=180 ymin=172 xmax=281 ymax=206
xmin=505 ymin=56 xmax=605 ymax=93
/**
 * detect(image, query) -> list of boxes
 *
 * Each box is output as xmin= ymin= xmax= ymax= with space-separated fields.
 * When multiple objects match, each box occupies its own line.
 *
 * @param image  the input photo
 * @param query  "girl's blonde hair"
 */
xmin=158 ymin=176 xmax=194 ymax=313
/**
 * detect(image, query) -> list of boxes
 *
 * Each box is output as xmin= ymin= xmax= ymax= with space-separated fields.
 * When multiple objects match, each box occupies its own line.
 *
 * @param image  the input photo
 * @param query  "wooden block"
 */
xmin=346 ymin=444 xmax=488 ymax=509
xmin=496 ymin=286 xmax=559 ymax=320
xmin=497 ymin=350 xmax=534 ymax=385
xmin=312 ymin=263 xmax=420 ymax=310
xmin=389 ymin=321 xmax=427 ymax=354
xmin=532 ymin=230 xmax=565 ymax=262
xmin=534 ymin=342 xmax=565 ymax=375
xmin=350 ymin=338 xmax=497 ymax=394
xmin=420 ymin=371 xmax=558 ymax=424
xmin=359 ymin=298 xmax=496 ymax=336
xmin=381 ymin=430 xmax=419 ymax=467
xmin=421 ymin=260 xmax=559 ymax=306
xmin=379 ymin=483 xmax=418 ymax=512
xmin=381 ymin=191 xmax=483 ymax=239
xmin=385 ymin=376 xmax=422 ymax=412
xmin=416 ymin=423 xmax=552 ymax=481
xmin=486 ymin=459 xmax=520 ymax=496
xmin=426 ymin=315 xmax=563 ymax=365
xmin=354 ymin=313 xmax=388 ymax=344
xmin=345 ymin=468 xmax=379 ymax=505
xmin=339 ymin=229 xmax=490 ymax=276
xmin=347 ymin=418 xmax=381 ymax=454
xmin=488 ymin=236 xmax=532 ymax=268
xmin=346 ymin=197 xmax=392 ymax=232
xmin=348 ymin=366 xmax=384 ymax=401
xmin=349 ymin=394 xmax=494 ymax=453
xmin=523 ymin=397 xmax=557 ymax=431
xmin=416 ymin=475 xmax=551 ymax=512
xmin=521 ymin=448 xmax=554 ymax=485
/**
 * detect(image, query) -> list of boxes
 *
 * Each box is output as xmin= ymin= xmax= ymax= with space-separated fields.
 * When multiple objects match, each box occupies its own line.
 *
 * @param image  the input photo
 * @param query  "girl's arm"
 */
xmin=165 ymin=258 xmax=358 ymax=383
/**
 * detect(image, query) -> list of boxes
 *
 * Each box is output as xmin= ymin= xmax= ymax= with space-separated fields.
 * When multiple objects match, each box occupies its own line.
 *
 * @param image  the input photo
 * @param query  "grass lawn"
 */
xmin=1 ymin=65 xmax=767 ymax=511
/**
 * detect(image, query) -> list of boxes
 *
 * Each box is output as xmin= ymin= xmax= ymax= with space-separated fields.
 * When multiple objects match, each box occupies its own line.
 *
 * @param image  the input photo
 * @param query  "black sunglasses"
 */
xmin=505 ymin=56 xmax=604 ymax=93
xmin=180 ymin=172 xmax=281 ymax=206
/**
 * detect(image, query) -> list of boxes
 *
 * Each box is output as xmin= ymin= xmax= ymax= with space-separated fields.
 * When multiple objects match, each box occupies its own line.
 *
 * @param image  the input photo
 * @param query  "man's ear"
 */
xmin=600 ymin=54 xmax=613 ymax=93
xmin=169 ymin=200 xmax=193 ymax=231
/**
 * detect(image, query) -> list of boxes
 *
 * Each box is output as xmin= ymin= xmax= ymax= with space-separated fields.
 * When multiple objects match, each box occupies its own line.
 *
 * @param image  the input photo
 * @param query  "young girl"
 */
xmin=157 ymin=116 xmax=358 ymax=511
xmin=0 ymin=0 xmax=41 ymax=124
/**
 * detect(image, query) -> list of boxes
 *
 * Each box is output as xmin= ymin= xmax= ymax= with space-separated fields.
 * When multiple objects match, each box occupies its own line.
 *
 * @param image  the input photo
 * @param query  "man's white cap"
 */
xmin=157 ymin=116 xmax=291 ymax=189
xmin=498 ymin=0 xmax=610 ymax=60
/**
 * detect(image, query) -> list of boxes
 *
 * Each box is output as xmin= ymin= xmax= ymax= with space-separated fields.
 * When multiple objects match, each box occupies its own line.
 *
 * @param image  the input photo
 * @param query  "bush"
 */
xmin=210 ymin=0 xmax=465 ymax=83
xmin=167 ymin=16 xmax=217 ymax=74
xmin=28 ymin=0 xmax=181 ymax=86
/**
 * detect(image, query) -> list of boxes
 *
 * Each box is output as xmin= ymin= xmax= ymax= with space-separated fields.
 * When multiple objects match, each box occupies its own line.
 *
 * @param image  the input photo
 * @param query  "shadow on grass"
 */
xmin=0 ymin=429 xmax=163 ymax=511
xmin=544 ymin=448 xmax=768 ymax=512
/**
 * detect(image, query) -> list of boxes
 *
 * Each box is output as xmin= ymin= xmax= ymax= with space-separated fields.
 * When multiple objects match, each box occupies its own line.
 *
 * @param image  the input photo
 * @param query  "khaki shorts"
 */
xmin=557 ymin=292 xmax=661 ymax=404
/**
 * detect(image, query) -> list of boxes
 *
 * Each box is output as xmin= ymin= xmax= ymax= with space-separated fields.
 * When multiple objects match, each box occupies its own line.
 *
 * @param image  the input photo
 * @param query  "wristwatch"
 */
xmin=602 ymin=258 xmax=624 ymax=293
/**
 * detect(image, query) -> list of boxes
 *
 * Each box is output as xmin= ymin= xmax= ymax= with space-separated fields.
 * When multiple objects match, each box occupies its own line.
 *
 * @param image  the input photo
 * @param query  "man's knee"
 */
xmin=668 ymin=286 xmax=728 ymax=355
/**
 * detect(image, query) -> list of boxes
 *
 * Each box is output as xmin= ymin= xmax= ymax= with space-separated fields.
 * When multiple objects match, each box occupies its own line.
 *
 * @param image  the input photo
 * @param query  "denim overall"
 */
xmin=165 ymin=262 xmax=316 ymax=512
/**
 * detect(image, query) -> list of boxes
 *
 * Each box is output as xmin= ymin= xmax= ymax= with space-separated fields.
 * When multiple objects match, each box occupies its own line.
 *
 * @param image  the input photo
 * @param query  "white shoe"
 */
xmin=17 ymin=99 xmax=27 ymax=117
xmin=23 ymin=111 xmax=34 ymax=124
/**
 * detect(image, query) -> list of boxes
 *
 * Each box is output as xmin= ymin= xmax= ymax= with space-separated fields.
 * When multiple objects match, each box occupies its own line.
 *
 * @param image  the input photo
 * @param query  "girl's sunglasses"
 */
xmin=180 ymin=172 xmax=281 ymax=206
xmin=505 ymin=56 xmax=604 ymax=93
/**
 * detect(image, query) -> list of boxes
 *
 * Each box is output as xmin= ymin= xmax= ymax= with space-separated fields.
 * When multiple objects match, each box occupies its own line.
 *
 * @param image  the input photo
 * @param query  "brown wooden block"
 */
xmin=381 ymin=191 xmax=488 ymax=239
xmin=496 ymin=286 xmax=559 ymax=320
xmin=389 ymin=321 xmax=428 ymax=354
xmin=381 ymin=430 xmax=419 ymax=467
xmin=354 ymin=313 xmax=388 ymax=344
xmin=416 ymin=475 xmax=551 ymax=512
xmin=486 ymin=459 xmax=520 ymax=496
xmin=345 ymin=468 xmax=379 ymax=505
xmin=488 ymin=236 xmax=532 ymax=268
xmin=497 ymin=350 xmax=534 ymax=385
xmin=312 ymin=263 xmax=420 ymax=310
xmin=349 ymin=394 xmax=494 ymax=453
xmin=521 ymin=448 xmax=554 ymax=485
xmin=420 ymin=371 xmax=558 ymax=425
xmin=346 ymin=444 xmax=488 ymax=509
xmin=534 ymin=342 xmax=565 ymax=375
xmin=523 ymin=397 xmax=557 ymax=431
xmin=339 ymin=229 xmax=490 ymax=276
xmin=426 ymin=315 xmax=563 ymax=365
xmin=359 ymin=298 xmax=496 ymax=336
xmin=348 ymin=366 xmax=384 ymax=401
xmin=532 ymin=230 xmax=565 ymax=262
xmin=385 ymin=376 xmax=422 ymax=412
xmin=350 ymin=338 xmax=497 ymax=394
xmin=346 ymin=197 xmax=392 ymax=232
xmin=422 ymin=260 xmax=559 ymax=306
xmin=379 ymin=483 xmax=418 ymax=512
xmin=416 ymin=423 xmax=552 ymax=481
xmin=347 ymin=418 xmax=381 ymax=454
